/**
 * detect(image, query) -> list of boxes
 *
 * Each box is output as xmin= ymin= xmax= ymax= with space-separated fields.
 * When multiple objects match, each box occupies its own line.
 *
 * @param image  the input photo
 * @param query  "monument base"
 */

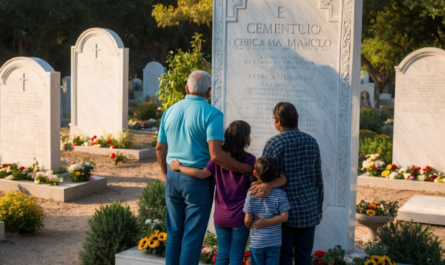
xmin=358 ymin=174 xmax=445 ymax=192
xmin=115 ymin=246 xmax=206 ymax=265
xmin=398 ymin=195 xmax=445 ymax=226
xmin=0 ymin=176 xmax=107 ymax=202
xmin=66 ymin=146 xmax=156 ymax=161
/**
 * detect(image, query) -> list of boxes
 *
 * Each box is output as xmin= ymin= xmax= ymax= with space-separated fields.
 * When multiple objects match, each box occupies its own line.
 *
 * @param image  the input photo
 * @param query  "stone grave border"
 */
xmin=358 ymin=173 xmax=445 ymax=192
xmin=66 ymin=146 xmax=156 ymax=161
xmin=116 ymin=246 xmax=206 ymax=265
xmin=0 ymin=221 xmax=4 ymax=241
xmin=0 ymin=176 xmax=107 ymax=202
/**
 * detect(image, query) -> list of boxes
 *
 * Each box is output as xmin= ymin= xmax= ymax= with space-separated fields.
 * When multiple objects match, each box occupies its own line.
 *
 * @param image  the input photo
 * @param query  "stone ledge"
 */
xmin=115 ymin=246 xmax=207 ymax=265
xmin=358 ymin=174 xmax=445 ymax=192
xmin=66 ymin=146 xmax=156 ymax=161
xmin=0 ymin=221 xmax=4 ymax=241
xmin=398 ymin=195 xmax=445 ymax=226
xmin=0 ymin=176 xmax=107 ymax=202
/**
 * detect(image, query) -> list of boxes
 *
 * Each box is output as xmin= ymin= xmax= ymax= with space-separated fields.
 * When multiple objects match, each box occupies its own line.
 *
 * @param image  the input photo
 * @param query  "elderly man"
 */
xmin=156 ymin=70 xmax=252 ymax=265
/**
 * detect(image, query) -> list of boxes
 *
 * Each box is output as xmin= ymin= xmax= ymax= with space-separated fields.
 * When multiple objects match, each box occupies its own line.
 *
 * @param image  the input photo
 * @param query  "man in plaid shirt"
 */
xmin=251 ymin=102 xmax=323 ymax=265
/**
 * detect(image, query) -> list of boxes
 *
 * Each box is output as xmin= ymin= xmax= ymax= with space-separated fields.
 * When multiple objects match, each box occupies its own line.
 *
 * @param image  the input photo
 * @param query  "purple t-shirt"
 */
xmin=205 ymin=154 xmax=256 ymax=228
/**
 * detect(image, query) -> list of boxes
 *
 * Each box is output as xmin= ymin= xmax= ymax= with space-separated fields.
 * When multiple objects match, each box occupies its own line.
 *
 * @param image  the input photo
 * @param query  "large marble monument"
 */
xmin=70 ymin=28 xmax=129 ymax=137
xmin=143 ymin=61 xmax=165 ymax=97
xmin=393 ymin=48 xmax=445 ymax=172
xmin=212 ymin=0 xmax=363 ymax=251
xmin=0 ymin=57 xmax=60 ymax=169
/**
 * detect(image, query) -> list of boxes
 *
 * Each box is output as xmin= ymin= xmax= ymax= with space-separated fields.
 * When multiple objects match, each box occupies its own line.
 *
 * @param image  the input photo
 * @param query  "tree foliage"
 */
xmin=158 ymin=33 xmax=211 ymax=110
xmin=152 ymin=0 xmax=213 ymax=28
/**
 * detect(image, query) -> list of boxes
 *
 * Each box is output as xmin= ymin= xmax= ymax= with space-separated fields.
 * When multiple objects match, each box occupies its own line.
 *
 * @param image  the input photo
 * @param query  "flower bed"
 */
xmin=0 ymin=161 xmax=67 ymax=186
xmin=60 ymin=130 xmax=138 ymax=151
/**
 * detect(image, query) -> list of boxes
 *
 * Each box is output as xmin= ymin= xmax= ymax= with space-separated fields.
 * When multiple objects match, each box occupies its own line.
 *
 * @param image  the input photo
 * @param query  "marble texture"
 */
xmin=0 ymin=57 xmax=60 ymax=170
xmin=143 ymin=61 xmax=165 ymax=97
xmin=70 ymin=28 xmax=129 ymax=137
xmin=116 ymin=246 xmax=206 ymax=265
xmin=393 ymin=48 xmax=445 ymax=173
xmin=212 ymin=0 xmax=363 ymax=252
xmin=398 ymin=195 xmax=445 ymax=226
xmin=360 ymin=84 xmax=374 ymax=108
xmin=0 ymin=176 xmax=107 ymax=202
xmin=358 ymin=174 xmax=445 ymax=192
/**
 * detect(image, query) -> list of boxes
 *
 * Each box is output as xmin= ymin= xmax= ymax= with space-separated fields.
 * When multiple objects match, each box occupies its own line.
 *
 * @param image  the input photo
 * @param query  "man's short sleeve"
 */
xmin=157 ymin=112 xmax=167 ymax=144
xmin=206 ymin=111 xmax=224 ymax=141
xmin=278 ymin=191 xmax=291 ymax=213
xmin=243 ymin=193 xmax=254 ymax=214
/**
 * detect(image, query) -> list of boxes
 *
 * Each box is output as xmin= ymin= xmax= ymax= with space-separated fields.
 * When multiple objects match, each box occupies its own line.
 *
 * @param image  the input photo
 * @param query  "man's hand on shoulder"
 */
xmin=249 ymin=181 xmax=272 ymax=198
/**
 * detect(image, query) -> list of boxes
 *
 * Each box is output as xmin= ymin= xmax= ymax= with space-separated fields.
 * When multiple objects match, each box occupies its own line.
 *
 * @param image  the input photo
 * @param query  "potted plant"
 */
xmin=356 ymin=200 xmax=398 ymax=242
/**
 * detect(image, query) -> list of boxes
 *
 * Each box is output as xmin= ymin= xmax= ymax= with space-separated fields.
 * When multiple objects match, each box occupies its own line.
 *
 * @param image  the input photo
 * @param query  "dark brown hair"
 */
xmin=222 ymin=120 xmax=251 ymax=162
xmin=273 ymin=102 xmax=299 ymax=129
xmin=254 ymin=157 xmax=278 ymax=183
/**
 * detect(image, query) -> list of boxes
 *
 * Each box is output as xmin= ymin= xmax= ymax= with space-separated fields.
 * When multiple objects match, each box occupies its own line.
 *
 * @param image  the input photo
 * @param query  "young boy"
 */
xmin=244 ymin=157 xmax=290 ymax=265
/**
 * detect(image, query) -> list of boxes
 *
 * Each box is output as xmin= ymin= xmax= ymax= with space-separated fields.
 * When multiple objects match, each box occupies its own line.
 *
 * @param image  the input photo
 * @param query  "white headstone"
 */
xmin=70 ymin=28 xmax=129 ymax=137
xmin=393 ymin=47 xmax=445 ymax=172
xmin=360 ymin=84 xmax=374 ymax=109
xmin=129 ymin=77 xmax=143 ymax=91
xmin=61 ymin=76 xmax=71 ymax=116
xmin=212 ymin=0 xmax=362 ymax=251
xmin=0 ymin=57 xmax=60 ymax=169
xmin=143 ymin=61 xmax=165 ymax=97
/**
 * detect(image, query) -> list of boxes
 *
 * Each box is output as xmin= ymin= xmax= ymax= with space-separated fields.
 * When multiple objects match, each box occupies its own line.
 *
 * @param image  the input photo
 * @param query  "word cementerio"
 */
xmin=246 ymin=23 xmax=322 ymax=35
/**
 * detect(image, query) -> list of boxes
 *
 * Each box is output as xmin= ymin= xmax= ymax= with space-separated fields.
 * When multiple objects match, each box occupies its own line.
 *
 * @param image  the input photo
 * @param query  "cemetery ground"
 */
xmin=0 ymin=130 xmax=445 ymax=264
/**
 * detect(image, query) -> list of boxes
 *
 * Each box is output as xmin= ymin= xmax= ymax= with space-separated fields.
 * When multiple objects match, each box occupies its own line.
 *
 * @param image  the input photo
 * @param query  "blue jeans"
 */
xmin=251 ymin=247 xmax=281 ymax=265
xmin=165 ymin=166 xmax=215 ymax=265
xmin=280 ymin=224 xmax=315 ymax=265
xmin=215 ymin=225 xmax=250 ymax=265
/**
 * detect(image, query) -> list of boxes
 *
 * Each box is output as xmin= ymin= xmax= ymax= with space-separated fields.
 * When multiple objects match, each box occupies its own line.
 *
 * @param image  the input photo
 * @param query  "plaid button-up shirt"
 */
xmin=263 ymin=128 xmax=323 ymax=228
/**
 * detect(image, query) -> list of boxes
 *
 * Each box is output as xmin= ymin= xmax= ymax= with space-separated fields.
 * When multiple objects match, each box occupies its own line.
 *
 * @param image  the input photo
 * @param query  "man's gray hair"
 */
xmin=187 ymin=70 xmax=211 ymax=94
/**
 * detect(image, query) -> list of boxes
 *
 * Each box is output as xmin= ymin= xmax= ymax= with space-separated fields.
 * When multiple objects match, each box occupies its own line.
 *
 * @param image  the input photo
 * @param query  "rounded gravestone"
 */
xmin=70 ymin=28 xmax=129 ymax=137
xmin=0 ymin=57 xmax=60 ymax=169
xmin=143 ymin=61 xmax=165 ymax=97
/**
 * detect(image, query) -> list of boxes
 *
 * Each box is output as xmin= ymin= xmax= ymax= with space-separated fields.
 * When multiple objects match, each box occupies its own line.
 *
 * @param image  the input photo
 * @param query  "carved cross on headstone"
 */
xmin=92 ymin=44 xmax=101 ymax=58
xmin=19 ymin=73 xmax=28 ymax=91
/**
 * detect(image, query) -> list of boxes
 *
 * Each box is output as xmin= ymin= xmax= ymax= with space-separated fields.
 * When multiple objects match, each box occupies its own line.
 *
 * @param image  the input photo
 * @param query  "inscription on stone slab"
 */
xmin=70 ymin=28 xmax=129 ymax=137
xmin=0 ymin=57 xmax=60 ymax=169
xmin=394 ymin=48 xmax=445 ymax=172
xmin=212 ymin=0 xmax=361 ymax=251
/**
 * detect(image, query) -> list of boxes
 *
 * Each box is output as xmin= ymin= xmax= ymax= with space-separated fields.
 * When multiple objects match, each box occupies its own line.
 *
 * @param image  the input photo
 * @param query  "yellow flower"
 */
xmin=148 ymin=236 xmax=159 ymax=248
xmin=138 ymin=236 xmax=149 ymax=250
xmin=159 ymin=232 xmax=167 ymax=242
xmin=381 ymin=170 xmax=390 ymax=177
xmin=154 ymin=230 xmax=160 ymax=235
xmin=370 ymin=256 xmax=381 ymax=261
xmin=365 ymin=259 xmax=377 ymax=265
xmin=386 ymin=165 xmax=392 ymax=170
xmin=379 ymin=256 xmax=391 ymax=264
xmin=367 ymin=210 xmax=376 ymax=216
xmin=75 ymin=171 xmax=81 ymax=176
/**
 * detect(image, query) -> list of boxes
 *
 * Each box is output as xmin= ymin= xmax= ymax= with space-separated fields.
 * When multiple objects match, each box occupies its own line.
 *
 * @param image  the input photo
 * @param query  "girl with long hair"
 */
xmin=170 ymin=120 xmax=255 ymax=265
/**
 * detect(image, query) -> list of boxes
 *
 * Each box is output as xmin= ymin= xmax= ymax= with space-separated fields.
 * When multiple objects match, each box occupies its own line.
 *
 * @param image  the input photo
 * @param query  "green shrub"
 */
xmin=79 ymin=201 xmax=140 ymax=265
xmin=158 ymin=33 xmax=211 ymax=110
xmin=360 ymin=109 xmax=384 ymax=133
xmin=359 ymin=130 xmax=393 ymax=165
xmin=133 ymin=98 xmax=157 ymax=120
xmin=0 ymin=191 xmax=44 ymax=234
xmin=374 ymin=221 xmax=445 ymax=264
xmin=138 ymin=179 xmax=166 ymax=226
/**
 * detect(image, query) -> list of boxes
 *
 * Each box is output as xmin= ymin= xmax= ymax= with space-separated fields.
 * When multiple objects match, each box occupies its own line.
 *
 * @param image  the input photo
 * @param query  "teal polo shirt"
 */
xmin=157 ymin=95 xmax=224 ymax=168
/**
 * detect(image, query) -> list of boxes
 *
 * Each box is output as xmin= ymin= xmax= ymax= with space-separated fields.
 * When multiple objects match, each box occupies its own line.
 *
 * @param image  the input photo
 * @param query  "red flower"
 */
xmin=388 ymin=202 xmax=391 ymax=207
xmin=427 ymin=166 xmax=431 ymax=169
xmin=64 ymin=134 xmax=68 ymax=138
xmin=19 ymin=166 xmax=25 ymax=171
xmin=144 ymin=122 xmax=148 ymax=126
xmin=369 ymin=205 xmax=374 ymax=209
xmin=316 ymin=256 xmax=325 ymax=265
xmin=373 ymin=166 xmax=377 ymax=170
xmin=110 ymin=153 xmax=116 ymax=159
xmin=243 ymin=251 xmax=251 ymax=258
xmin=92 ymin=142 xmax=96 ymax=145
xmin=111 ymin=145 xmax=116 ymax=149
xmin=77 ymin=136 xmax=80 ymax=139
xmin=107 ymin=140 xmax=112 ymax=145
xmin=90 ymin=173 xmax=93 ymax=176
xmin=392 ymin=164 xmax=397 ymax=168
xmin=412 ymin=168 xmax=417 ymax=172
xmin=93 ymin=135 xmax=97 ymax=139
xmin=418 ymin=167 xmax=422 ymax=170
xmin=430 ymin=180 xmax=433 ymax=182
xmin=2 ymin=164 xmax=5 ymax=168
xmin=314 ymin=250 xmax=326 ymax=257
xmin=73 ymin=142 xmax=78 ymax=146
xmin=375 ymin=203 xmax=381 ymax=206
xmin=213 ymin=253 xmax=218 ymax=264
xmin=9 ymin=164 xmax=13 ymax=168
